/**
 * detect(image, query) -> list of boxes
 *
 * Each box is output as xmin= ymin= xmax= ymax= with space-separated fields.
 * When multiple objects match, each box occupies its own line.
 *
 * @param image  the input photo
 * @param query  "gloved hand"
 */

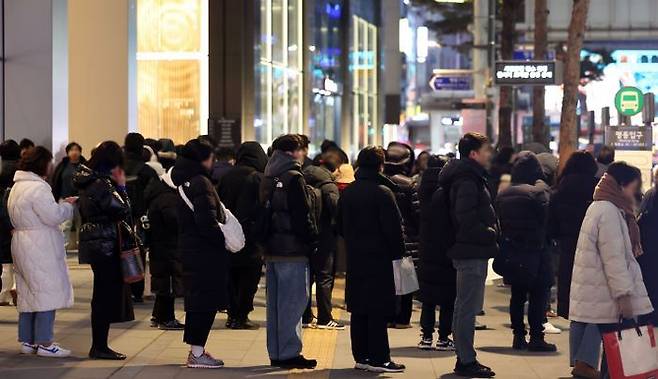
xmin=618 ymin=295 xmax=634 ymax=319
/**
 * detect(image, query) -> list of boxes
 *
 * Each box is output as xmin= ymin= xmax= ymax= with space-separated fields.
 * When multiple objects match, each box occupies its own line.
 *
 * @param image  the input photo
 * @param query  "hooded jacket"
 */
xmin=260 ymin=150 xmax=317 ymax=259
xmin=217 ymin=142 xmax=268 ymax=266
xmin=171 ymin=156 xmax=228 ymax=312
xmin=157 ymin=139 xmax=177 ymax=170
xmin=439 ymin=158 xmax=498 ymax=260
xmin=144 ymin=169 xmax=182 ymax=296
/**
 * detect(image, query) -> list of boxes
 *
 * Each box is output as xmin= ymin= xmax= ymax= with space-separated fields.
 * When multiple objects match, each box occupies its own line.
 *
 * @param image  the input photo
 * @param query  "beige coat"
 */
xmin=569 ymin=200 xmax=653 ymax=324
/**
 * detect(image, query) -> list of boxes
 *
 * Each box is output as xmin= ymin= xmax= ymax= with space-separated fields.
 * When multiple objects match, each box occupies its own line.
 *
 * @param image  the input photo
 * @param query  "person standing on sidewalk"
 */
xmin=8 ymin=146 xmax=76 ymax=357
xmin=440 ymin=132 xmax=498 ymax=378
xmin=338 ymin=146 xmax=406 ymax=373
xmin=74 ymin=141 xmax=135 ymax=360
xmin=0 ymin=140 xmax=20 ymax=307
xmin=260 ymin=134 xmax=319 ymax=369
xmin=417 ymin=155 xmax=456 ymax=351
xmin=495 ymin=151 xmax=557 ymax=353
xmin=302 ymin=150 xmax=343 ymax=330
xmin=171 ymin=139 xmax=228 ymax=369
xmin=217 ymin=142 xmax=268 ymax=330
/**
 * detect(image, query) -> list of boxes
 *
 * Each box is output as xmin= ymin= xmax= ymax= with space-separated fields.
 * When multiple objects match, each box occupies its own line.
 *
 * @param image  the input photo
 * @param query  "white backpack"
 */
xmin=178 ymin=183 xmax=245 ymax=253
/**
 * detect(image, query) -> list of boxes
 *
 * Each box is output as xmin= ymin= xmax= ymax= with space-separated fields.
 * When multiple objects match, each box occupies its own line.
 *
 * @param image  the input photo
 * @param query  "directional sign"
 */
xmin=494 ymin=61 xmax=563 ymax=86
xmin=429 ymin=75 xmax=471 ymax=91
xmin=615 ymin=86 xmax=644 ymax=116
xmin=604 ymin=125 xmax=652 ymax=151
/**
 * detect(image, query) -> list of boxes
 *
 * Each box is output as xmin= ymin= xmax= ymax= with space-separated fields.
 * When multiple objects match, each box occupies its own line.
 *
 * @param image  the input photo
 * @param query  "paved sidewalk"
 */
xmin=0 ymin=257 xmax=575 ymax=378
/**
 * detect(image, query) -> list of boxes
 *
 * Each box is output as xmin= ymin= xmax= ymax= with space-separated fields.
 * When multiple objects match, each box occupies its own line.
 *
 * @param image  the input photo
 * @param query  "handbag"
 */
xmin=118 ymin=221 xmax=145 ymax=284
xmin=178 ymin=184 xmax=245 ymax=253
xmin=393 ymin=256 xmax=419 ymax=295
xmin=602 ymin=319 xmax=658 ymax=379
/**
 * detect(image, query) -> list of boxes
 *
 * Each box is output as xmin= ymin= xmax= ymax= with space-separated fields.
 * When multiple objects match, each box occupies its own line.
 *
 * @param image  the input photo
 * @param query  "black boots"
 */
xmin=527 ymin=338 xmax=557 ymax=352
xmin=512 ymin=334 xmax=528 ymax=350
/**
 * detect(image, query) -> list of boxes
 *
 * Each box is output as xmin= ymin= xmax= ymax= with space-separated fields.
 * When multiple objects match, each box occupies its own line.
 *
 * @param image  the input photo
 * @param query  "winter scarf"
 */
xmin=593 ymin=173 xmax=643 ymax=257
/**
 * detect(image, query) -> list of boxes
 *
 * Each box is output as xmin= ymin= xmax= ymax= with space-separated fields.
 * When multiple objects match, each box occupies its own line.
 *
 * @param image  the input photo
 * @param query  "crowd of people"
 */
xmin=0 ymin=130 xmax=657 ymax=378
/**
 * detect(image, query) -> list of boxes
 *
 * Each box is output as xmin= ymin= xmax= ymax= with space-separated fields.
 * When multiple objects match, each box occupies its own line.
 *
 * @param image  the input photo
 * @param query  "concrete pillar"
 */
xmin=472 ymin=0 xmax=488 ymax=100
xmin=381 ymin=0 xmax=401 ymax=141
xmin=68 ymin=0 xmax=131 ymax=151
xmin=4 ymin=0 xmax=68 ymax=154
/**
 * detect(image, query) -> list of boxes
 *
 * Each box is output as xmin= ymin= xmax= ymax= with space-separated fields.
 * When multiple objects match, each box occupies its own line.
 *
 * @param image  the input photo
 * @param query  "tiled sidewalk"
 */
xmin=0 ymin=257 xmax=574 ymax=378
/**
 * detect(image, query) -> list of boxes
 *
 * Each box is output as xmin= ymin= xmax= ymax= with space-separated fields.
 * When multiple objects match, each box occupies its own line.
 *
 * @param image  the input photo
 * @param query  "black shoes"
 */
xmin=158 ymin=319 xmax=185 ymax=330
xmin=512 ymin=335 xmax=528 ymax=350
xmin=271 ymin=355 xmax=318 ymax=369
xmin=454 ymin=360 xmax=495 ymax=378
xmin=528 ymin=338 xmax=557 ymax=352
xmin=231 ymin=318 xmax=260 ymax=330
xmin=367 ymin=361 xmax=406 ymax=373
xmin=89 ymin=347 xmax=127 ymax=360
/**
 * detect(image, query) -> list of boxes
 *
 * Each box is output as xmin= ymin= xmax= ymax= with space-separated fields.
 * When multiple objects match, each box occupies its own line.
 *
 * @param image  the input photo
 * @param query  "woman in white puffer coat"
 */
xmin=8 ymin=146 xmax=76 ymax=358
xmin=570 ymin=162 xmax=653 ymax=379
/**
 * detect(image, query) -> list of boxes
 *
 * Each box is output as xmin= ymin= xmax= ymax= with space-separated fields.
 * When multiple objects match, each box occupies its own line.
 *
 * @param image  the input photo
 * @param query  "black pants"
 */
xmin=350 ymin=312 xmax=390 ymax=365
xmin=303 ymin=249 xmax=336 ymax=324
xmin=91 ymin=314 xmax=110 ymax=350
xmin=420 ymin=292 xmax=455 ymax=340
xmin=183 ymin=311 xmax=216 ymax=346
xmin=228 ymin=263 xmax=262 ymax=322
xmin=390 ymin=293 xmax=413 ymax=325
xmin=510 ymin=283 xmax=548 ymax=339
xmin=152 ymin=294 xmax=175 ymax=322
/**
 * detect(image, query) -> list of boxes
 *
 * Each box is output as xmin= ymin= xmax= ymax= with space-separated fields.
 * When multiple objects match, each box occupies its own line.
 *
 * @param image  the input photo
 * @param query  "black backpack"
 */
xmin=430 ymin=185 xmax=456 ymax=252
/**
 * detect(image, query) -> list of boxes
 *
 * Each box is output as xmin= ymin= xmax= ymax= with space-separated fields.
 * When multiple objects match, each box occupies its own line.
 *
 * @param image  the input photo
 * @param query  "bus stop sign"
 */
xmin=615 ymin=86 xmax=644 ymax=116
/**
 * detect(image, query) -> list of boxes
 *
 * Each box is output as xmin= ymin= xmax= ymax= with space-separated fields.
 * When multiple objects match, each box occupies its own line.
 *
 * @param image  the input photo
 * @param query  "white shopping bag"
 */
xmin=392 ymin=256 xmax=419 ymax=295
xmin=602 ymin=323 xmax=658 ymax=379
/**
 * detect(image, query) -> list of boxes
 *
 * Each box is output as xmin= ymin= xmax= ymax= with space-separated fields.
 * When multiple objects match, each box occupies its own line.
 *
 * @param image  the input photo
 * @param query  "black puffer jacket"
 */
xmin=638 ymin=187 xmax=658 ymax=325
xmin=303 ymin=165 xmax=339 ymax=255
xmin=495 ymin=152 xmax=552 ymax=286
xmin=124 ymin=151 xmax=158 ymax=220
xmin=259 ymin=150 xmax=317 ymax=258
xmin=439 ymin=158 xmax=498 ymax=260
xmin=52 ymin=156 xmax=86 ymax=200
xmin=418 ymin=166 xmax=456 ymax=303
xmin=171 ymin=157 xmax=228 ymax=312
xmin=74 ymin=165 xmax=133 ymax=264
xmin=217 ymin=142 xmax=268 ymax=267
xmin=338 ymin=168 xmax=405 ymax=315
xmin=144 ymin=170 xmax=183 ymax=297
xmin=0 ymin=160 xmax=17 ymax=192
xmin=549 ymin=173 xmax=597 ymax=318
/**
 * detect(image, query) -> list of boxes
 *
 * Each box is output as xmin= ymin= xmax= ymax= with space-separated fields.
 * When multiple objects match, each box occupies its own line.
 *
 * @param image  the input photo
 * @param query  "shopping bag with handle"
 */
xmin=602 ymin=318 xmax=658 ymax=379
xmin=392 ymin=256 xmax=419 ymax=295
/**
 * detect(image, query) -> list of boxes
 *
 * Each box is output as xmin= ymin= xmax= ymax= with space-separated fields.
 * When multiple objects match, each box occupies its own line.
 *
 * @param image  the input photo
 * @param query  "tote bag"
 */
xmin=602 ymin=321 xmax=658 ymax=379
xmin=178 ymin=184 xmax=245 ymax=253
xmin=118 ymin=222 xmax=145 ymax=284
xmin=393 ymin=256 xmax=419 ymax=295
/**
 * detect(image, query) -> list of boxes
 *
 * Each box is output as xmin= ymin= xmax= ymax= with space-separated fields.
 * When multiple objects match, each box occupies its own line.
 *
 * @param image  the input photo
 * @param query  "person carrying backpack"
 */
xmin=123 ymin=133 xmax=158 ymax=303
xmin=302 ymin=150 xmax=342 ymax=330
xmin=259 ymin=134 xmax=319 ymax=370
xmin=417 ymin=155 xmax=456 ymax=351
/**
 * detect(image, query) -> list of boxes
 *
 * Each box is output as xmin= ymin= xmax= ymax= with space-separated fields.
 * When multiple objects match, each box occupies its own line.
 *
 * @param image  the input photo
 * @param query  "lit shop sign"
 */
xmin=494 ymin=61 xmax=563 ymax=85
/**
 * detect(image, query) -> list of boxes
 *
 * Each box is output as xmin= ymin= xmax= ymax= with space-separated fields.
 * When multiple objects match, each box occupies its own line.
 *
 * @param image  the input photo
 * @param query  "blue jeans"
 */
xmin=452 ymin=259 xmax=488 ymax=365
xmin=569 ymin=321 xmax=600 ymax=368
xmin=266 ymin=260 xmax=309 ymax=361
xmin=18 ymin=310 xmax=56 ymax=345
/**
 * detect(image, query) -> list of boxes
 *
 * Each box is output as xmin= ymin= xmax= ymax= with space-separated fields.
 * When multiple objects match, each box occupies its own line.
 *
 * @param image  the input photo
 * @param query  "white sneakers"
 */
xmin=542 ymin=322 xmax=562 ymax=334
xmin=20 ymin=343 xmax=71 ymax=358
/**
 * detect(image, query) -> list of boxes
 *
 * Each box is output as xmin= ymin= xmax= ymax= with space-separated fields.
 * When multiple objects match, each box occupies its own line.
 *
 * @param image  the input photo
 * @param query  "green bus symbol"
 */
xmin=615 ymin=87 xmax=644 ymax=116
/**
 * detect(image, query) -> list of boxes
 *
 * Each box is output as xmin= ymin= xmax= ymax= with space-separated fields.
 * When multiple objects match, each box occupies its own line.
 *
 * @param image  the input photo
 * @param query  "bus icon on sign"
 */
xmin=615 ymin=86 xmax=644 ymax=116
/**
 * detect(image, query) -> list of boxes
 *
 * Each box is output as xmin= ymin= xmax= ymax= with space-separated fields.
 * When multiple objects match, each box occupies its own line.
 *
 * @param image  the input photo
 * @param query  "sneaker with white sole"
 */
xmin=316 ymin=320 xmax=345 ymax=330
xmin=20 ymin=342 xmax=37 ymax=355
xmin=436 ymin=338 xmax=456 ymax=351
xmin=187 ymin=351 xmax=224 ymax=369
xmin=542 ymin=321 xmax=561 ymax=334
xmin=417 ymin=336 xmax=433 ymax=350
xmin=354 ymin=360 xmax=370 ymax=370
xmin=37 ymin=343 xmax=71 ymax=358
xmin=367 ymin=361 xmax=406 ymax=373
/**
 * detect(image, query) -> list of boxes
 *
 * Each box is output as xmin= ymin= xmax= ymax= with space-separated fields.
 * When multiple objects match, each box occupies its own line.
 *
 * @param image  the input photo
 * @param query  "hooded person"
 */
xmin=143 ymin=145 xmax=165 ymax=176
xmin=494 ymin=151 xmax=556 ymax=352
xmin=157 ymin=138 xmax=178 ymax=171
xmin=170 ymin=138 xmax=228 ymax=369
xmin=143 ymin=168 xmax=184 ymax=330
xmin=216 ymin=142 xmax=269 ymax=330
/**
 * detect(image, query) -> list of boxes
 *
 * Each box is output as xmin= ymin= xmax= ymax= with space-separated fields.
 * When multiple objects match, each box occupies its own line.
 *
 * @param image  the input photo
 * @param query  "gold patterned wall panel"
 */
xmin=138 ymin=0 xmax=201 ymax=52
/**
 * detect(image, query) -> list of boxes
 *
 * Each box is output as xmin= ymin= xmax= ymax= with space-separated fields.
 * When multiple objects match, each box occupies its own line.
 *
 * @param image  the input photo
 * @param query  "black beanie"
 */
xmin=182 ymin=139 xmax=213 ymax=163
xmin=125 ymin=133 xmax=145 ymax=154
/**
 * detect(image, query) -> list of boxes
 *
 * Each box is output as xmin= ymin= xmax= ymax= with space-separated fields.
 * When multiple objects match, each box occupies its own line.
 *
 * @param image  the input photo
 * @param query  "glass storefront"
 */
xmin=254 ymin=0 xmax=304 ymax=144
xmin=136 ymin=0 xmax=208 ymax=143
xmin=351 ymin=15 xmax=378 ymax=151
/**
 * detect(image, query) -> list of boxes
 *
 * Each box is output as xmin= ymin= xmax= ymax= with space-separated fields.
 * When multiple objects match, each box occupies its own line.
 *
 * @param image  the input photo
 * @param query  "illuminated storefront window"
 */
xmin=351 ymin=16 xmax=377 ymax=150
xmin=137 ymin=0 xmax=208 ymax=143
xmin=255 ymin=0 xmax=304 ymax=144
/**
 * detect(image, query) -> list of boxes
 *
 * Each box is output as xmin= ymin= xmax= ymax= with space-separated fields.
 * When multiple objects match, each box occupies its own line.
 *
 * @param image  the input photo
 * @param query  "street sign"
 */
xmin=208 ymin=117 xmax=241 ymax=150
xmin=429 ymin=75 xmax=471 ymax=91
xmin=614 ymin=86 xmax=645 ymax=116
xmin=604 ymin=125 xmax=652 ymax=151
xmin=494 ymin=61 xmax=563 ymax=86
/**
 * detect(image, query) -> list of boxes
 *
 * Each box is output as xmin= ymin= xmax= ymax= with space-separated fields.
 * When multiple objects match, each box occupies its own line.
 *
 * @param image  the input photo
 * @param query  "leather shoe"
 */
xmin=89 ymin=347 xmax=127 ymax=360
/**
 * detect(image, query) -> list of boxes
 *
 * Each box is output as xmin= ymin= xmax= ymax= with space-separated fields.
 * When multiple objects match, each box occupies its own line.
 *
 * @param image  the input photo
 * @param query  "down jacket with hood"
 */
xmin=217 ymin=142 xmax=269 ymax=266
xmin=8 ymin=170 xmax=74 ymax=312
xmin=439 ymin=158 xmax=498 ymax=260
xmin=144 ymin=169 xmax=182 ymax=296
xmin=569 ymin=200 xmax=654 ymax=324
